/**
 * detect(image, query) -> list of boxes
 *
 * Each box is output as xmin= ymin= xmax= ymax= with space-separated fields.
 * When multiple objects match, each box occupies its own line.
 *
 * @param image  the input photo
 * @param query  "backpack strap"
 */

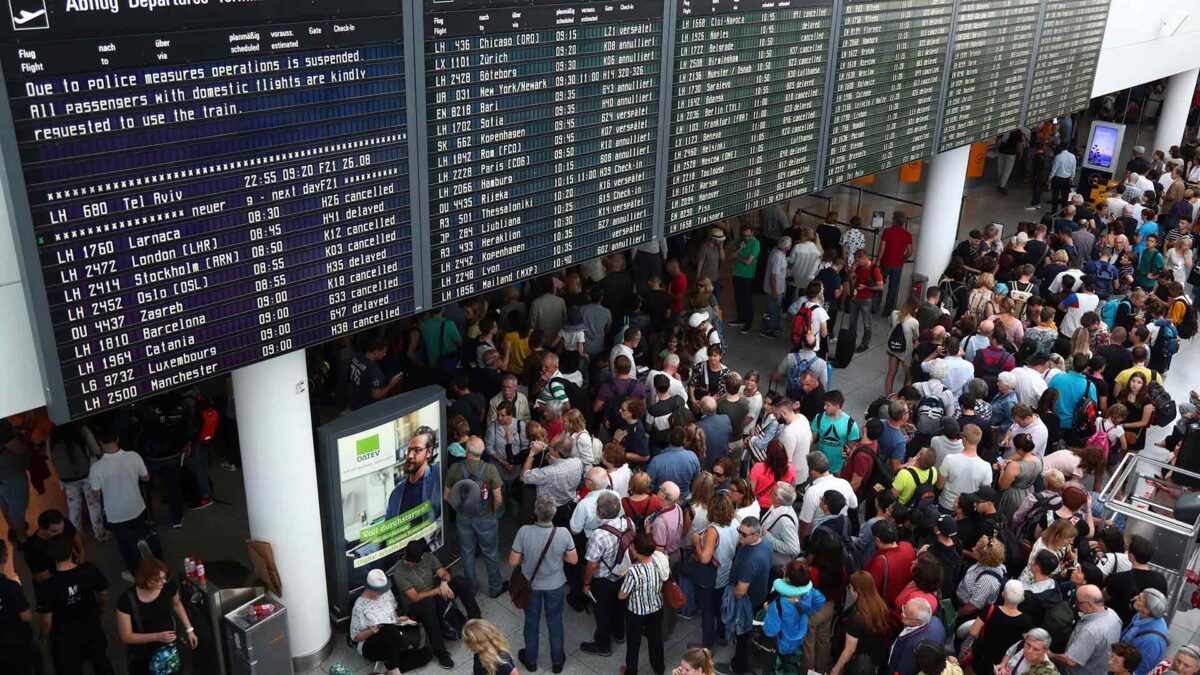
xmin=1136 ymin=630 xmax=1169 ymax=642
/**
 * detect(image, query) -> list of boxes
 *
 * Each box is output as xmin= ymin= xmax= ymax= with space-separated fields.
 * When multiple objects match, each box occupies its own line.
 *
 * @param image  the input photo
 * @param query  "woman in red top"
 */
xmin=748 ymin=440 xmax=796 ymax=508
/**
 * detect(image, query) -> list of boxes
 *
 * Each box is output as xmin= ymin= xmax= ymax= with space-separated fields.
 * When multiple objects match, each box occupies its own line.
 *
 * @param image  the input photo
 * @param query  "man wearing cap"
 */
xmin=929 ymin=514 xmax=962 ymax=596
xmin=696 ymin=226 xmax=727 ymax=300
xmin=443 ymin=437 xmax=506 ymax=599
xmin=351 ymin=568 xmax=425 ymax=674
xmin=393 ymin=540 xmax=481 ymax=669
xmin=959 ymin=487 xmax=1003 ymax=554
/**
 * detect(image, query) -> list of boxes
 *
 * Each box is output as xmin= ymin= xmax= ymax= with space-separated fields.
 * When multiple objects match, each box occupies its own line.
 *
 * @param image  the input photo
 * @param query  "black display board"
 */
xmin=1025 ymin=0 xmax=1109 ymax=125
xmin=823 ymin=0 xmax=953 ymax=187
xmin=423 ymin=0 xmax=661 ymax=305
xmin=939 ymin=0 xmax=1041 ymax=152
xmin=0 ymin=0 xmax=417 ymax=420
xmin=664 ymin=0 xmax=834 ymax=235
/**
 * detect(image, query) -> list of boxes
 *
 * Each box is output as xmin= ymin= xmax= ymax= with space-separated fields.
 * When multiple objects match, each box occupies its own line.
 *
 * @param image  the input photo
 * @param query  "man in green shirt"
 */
xmin=730 ymin=224 xmax=761 ymax=334
xmin=443 ymin=437 xmax=506 ymax=599
xmin=420 ymin=308 xmax=461 ymax=377
xmin=392 ymin=539 xmax=480 ymax=668
xmin=1135 ymin=234 xmax=1165 ymax=291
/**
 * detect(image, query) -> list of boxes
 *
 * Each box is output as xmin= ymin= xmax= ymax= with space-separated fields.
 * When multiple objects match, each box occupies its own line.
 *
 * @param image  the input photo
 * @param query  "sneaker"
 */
xmin=436 ymin=653 xmax=454 ymax=670
xmin=739 ymin=327 xmax=752 ymax=335
xmin=121 ymin=571 xmax=136 ymax=584
xmin=171 ymin=519 xmax=184 ymax=529
xmin=190 ymin=498 xmax=213 ymax=511
xmin=220 ymin=461 xmax=237 ymax=472
xmin=579 ymin=642 xmax=612 ymax=656
xmin=1023 ymin=205 xmax=1040 ymax=211
xmin=676 ymin=610 xmax=696 ymax=620
xmin=727 ymin=321 xmax=745 ymax=328
xmin=552 ymin=664 xmax=564 ymax=674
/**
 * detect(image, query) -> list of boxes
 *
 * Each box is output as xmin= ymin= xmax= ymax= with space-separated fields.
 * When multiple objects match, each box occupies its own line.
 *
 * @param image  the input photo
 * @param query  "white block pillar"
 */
xmin=232 ymin=350 xmax=330 ymax=665
xmin=1154 ymin=68 xmax=1199 ymax=157
xmin=913 ymin=144 xmax=971 ymax=288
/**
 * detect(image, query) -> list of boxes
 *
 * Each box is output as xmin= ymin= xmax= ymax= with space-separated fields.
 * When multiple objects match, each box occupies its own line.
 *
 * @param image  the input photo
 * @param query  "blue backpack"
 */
xmin=1085 ymin=260 xmax=1117 ymax=299
xmin=785 ymin=355 xmax=818 ymax=400
xmin=1152 ymin=318 xmax=1179 ymax=359
xmin=1101 ymin=298 xmax=1129 ymax=327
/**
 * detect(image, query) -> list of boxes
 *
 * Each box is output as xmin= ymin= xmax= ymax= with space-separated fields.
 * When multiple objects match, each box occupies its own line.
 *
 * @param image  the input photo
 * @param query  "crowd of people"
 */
xmin=4 ymin=120 xmax=1200 ymax=675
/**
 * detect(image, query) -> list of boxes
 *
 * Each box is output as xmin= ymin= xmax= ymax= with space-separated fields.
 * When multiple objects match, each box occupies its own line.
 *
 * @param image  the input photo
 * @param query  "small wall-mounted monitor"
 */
xmin=1082 ymin=121 xmax=1127 ymax=173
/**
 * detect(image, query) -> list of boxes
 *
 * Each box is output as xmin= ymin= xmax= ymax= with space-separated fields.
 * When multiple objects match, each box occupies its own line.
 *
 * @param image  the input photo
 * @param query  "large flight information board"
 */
xmin=1025 ymin=0 xmax=1109 ymax=125
xmin=823 ymin=0 xmax=953 ymax=187
xmin=665 ymin=0 xmax=833 ymax=236
xmin=424 ymin=0 xmax=661 ymax=305
xmin=939 ymin=0 xmax=1040 ymax=152
xmin=1 ymin=1 xmax=416 ymax=419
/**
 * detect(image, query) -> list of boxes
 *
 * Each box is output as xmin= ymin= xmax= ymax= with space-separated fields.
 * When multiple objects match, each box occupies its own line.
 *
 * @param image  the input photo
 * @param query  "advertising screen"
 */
xmin=1082 ymin=121 xmax=1126 ymax=173
xmin=317 ymin=386 xmax=444 ymax=616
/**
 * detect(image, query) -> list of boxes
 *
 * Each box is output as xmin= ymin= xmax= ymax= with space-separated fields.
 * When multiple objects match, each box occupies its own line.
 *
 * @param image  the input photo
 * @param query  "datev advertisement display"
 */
xmin=317 ymin=386 xmax=445 ymax=617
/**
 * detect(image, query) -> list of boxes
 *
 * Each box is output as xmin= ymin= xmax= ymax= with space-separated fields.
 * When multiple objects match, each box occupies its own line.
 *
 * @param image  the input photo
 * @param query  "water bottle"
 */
xmin=196 ymin=559 xmax=206 ymax=583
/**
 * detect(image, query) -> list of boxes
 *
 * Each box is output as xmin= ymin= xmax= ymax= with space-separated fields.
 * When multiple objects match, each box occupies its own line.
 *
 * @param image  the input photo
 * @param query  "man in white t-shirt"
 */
xmin=1058 ymin=276 xmax=1101 ymax=338
xmin=89 ymin=428 xmax=151 ymax=580
xmin=797 ymin=451 xmax=858 ymax=538
xmin=773 ymin=398 xmax=811 ymax=478
xmin=643 ymin=353 xmax=688 ymax=403
xmin=787 ymin=282 xmax=831 ymax=354
xmin=936 ymin=424 xmax=992 ymax=512
xmin=763 ymin=236 xmax=791 ymax=337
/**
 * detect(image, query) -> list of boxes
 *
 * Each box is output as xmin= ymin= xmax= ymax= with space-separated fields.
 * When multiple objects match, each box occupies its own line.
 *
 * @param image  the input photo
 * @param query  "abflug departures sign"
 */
xmin=0 ymin=0 xmax=418 ymax=421
xmin=423 ymin=0 xmax=661 ymax=306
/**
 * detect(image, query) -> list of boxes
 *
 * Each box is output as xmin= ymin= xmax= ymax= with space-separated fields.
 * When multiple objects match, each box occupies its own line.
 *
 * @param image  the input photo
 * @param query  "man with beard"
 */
xmin=385 ymin=427 xmax=442 ymax=525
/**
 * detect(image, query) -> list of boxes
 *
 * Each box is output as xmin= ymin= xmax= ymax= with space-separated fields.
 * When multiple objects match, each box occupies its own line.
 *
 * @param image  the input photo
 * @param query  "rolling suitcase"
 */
xmin=832 ymin=311 xmax=856 ymax=368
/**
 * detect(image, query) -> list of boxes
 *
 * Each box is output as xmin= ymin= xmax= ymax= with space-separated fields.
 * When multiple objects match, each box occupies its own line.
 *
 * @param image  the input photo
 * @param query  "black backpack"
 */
xmin=1148 ymin=382 xmax=1177 ymax=427
xmin=847 ymin=446 xmax=896 ymax=497
xmin=886 ymin=323 xmax=908 ymax=353
xmin=603 ymin=378 xmax=638 ymax=430
xmin=1015 ymin=492 xmax=1063 ymax=543
xmin=1176 ymin=298 xmax=1199 ymax=340
xmin=551 ymin=377 xmax=590 ymax=423
xmin=904 ymin=467 xmax=939 ymax=511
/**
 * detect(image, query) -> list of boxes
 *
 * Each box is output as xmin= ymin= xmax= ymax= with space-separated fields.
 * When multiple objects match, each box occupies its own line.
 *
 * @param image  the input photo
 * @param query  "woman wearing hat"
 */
xmin=349 ymin=569 xmax=431 ymax=674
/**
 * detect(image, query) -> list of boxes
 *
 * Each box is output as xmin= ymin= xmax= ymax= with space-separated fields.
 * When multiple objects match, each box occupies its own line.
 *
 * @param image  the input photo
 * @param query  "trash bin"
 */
xmin=184 ymin=560 xmax=263 ymax=675
xmin=224 ymin=595 xmax=293 ymax=675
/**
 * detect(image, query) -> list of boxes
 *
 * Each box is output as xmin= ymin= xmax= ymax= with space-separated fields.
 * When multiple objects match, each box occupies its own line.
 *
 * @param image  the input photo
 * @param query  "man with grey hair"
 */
xmin=580 ymin=492 xmax=632 ymax=656
xmin=696 ymin=395 xmax=732 ymax=471
xmin=649 ymin=481 xmax=685 ymax=557
xmin=521 ymin=432 xmax=583 ymax=525
xmin=887 ymin=597 xmax=946 ymax=675
xmin=566 ymin=466 xmax=619 ymax=611
xmin=914 ymin=357 xmax=959 ymax=418
xmin=1123 ymin=589 xmax=1169 ymax=675
xmin=487 ymin=373 xmax=531 ymax=424
xmin=718 ymin=515 xmax=774 ymax=675
xmin=999 ymin=628 xmax=1056 ymax=675
xmin=1052 ymin=584 xmax=1121 ymax=675
xmin=762 ymin=482 xmax=801 ymax=567
xmin=644 ymin=353 xmax=687 ymax=403
xmin=510 ymin=494 xmax=578 ymax=672
xmin=763 ymin=235 xmax=792 ymax=337
xmin=443 ymin=436 xmax=506 ymax=597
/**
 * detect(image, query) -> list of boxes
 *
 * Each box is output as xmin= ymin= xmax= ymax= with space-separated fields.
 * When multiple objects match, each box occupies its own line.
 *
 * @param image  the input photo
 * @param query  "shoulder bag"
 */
xmin=509 ymin=527 xmax=556 ymax=609
xmin=126 ymin=588 xmax=182 ymax=675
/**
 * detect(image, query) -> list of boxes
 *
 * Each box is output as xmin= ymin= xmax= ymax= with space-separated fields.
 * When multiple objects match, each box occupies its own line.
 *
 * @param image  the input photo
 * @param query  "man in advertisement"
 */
xmin=385 ymin=427 xmax=442 ymax=525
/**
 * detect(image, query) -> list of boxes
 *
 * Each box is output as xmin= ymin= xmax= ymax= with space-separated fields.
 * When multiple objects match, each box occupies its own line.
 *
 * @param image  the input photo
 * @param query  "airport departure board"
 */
xmin=938 ymin=0 xmax=1040 ymax=152
xmin=1 ymin=1 xmax=416 ymax=419
xmin=1025 ymin=0 xmax=1109 ymax=125
xmin=823 ymin=0 xmax=953 ymax=187
xmin=664 ymin=0 xmax=833 ymax=236
xmin=424 ymin=0 xmax=661 ymax=305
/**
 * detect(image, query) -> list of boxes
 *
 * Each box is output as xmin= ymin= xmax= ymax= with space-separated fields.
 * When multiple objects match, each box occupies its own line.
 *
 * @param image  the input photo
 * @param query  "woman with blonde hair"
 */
xmin=463 ymin=618 xmax=516 ymax=675
xmin=1019 ymin=518 xmax=1078 ymax=586
xmin=561 ymin=408 xmax=597 ymax=466
xmin=886 ymin=298 xmax=921 ymax=394
xmin=967 ymin=272 xmax=997 ymax=321
xmin=673 ymin=647 xmax=717 ymax=675
xmin=684 ymin=423 xmax=707 ymax=467
xmin=992 ymin=296 xmax=1025 ymax=346
xmin=1069 ymin=326 xmax=1092 ymax=358
xmin=622 ymin=471 xmax=661 ymax=531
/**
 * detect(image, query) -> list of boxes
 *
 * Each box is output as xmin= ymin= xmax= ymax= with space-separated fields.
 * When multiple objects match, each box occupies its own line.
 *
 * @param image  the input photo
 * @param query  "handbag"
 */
xmin=679 ymin=551 xmax=718 ymax=588
xmin=662 ymin=574 xmax=687 ymax=611
xmin=127 ymin=588 xmax=182 ymax=675
xmin=958 ymin=603 xmax=996 ymax=667
xmin=509 ymin=526 xmax=556 ymax=609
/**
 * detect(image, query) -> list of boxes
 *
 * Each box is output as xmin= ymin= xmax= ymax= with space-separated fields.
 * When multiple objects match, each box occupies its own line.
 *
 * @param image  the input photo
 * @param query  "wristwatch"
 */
xmin=186 ymin=627 xmax=195 ymax=633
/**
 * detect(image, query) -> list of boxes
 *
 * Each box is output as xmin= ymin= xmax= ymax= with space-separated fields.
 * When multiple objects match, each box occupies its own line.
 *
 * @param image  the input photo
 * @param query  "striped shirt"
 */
xmin=956 ymin=563 xmax=1006 ymax=609
xmin=587 ymin=517 xmax=632 ymax=580
xmin=537 ymin=371 xmax=570 ymax=407
xmin=523 ymin=457 xmax=584 ymax=506
xmin=621 ymin=560 xmax=665 ymax=615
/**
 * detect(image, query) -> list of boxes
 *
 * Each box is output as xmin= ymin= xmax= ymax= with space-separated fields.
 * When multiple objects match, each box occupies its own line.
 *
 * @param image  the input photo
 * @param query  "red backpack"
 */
xmin=792 ymin=303 xmax=816 ymax=350
xmin=194 ymin=395 xmax=220 ymax=444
